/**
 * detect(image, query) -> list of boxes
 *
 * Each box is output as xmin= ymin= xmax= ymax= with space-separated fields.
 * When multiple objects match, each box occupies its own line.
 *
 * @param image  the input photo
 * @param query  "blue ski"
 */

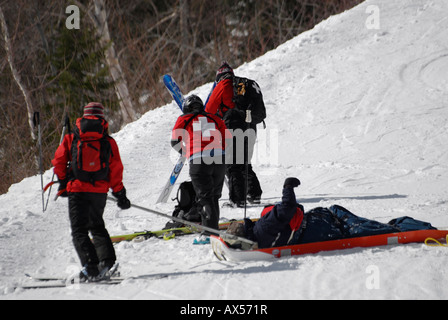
xmin=204 ymin=81 xmax=216 ymax=109
xmin=163 ymin=74 xmax=185 ymax=110
xmin=157 ymin=75 xmax=187 ymax=203
xmin=156 ymin=153 xmax=186 ymax=203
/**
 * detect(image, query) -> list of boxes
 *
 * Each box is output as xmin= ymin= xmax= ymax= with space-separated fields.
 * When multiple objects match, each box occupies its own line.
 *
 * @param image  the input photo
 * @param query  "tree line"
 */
xmin=0 ymin=0 xmax=362 ymax=194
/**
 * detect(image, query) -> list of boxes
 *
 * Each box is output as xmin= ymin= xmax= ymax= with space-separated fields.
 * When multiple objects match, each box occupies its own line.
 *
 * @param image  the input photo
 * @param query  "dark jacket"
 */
xmin=253 ymin=186 xmax=304 ymax=248
xmin=205 ymin=77 xmax=265 ymax=131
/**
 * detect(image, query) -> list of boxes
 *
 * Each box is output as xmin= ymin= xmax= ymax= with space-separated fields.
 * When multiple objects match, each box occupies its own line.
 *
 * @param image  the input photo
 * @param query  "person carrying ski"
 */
xmin=171 ymin=95 xmax=229 ymax=244
xmin=205 ymin=61 xmax=265 ymax=207
xmin=52 ymin=102 xmax=131 ymax=281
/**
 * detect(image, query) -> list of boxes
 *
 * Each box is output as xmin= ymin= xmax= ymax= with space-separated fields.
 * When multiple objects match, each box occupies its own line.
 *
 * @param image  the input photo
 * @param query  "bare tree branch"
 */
xmin=0 ymin=4 xmax=36 ymax=140
xmin=74 ymin=0 xmax=137 ymax=124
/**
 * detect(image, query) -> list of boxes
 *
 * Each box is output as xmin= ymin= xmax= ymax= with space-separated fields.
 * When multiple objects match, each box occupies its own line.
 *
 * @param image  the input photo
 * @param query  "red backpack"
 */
xmin=70 ymin=116 xmax=111 ymax=185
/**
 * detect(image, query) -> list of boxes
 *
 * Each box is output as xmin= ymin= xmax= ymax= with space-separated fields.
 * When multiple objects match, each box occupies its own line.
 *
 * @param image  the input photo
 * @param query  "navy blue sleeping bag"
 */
xmin=294 ymin=207 xmax=344 ymax=244
xmin=294 ymin=205 xmax=436 ymax=244
xmin=387 ymin=216 xmax=436 ymax=231
xmin=330 ymin=204 xmax=400 ymax=237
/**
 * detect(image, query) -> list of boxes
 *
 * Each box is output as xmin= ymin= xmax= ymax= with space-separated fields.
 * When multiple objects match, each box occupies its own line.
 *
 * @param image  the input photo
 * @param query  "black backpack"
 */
xmin=70 ymin=116 xmax=111 ymax=185
xmin=174 ymin=181 xmax=196 ymax=213
xmin=233 ymin=76 xmax=266 ymax=126
xmin=164 ymin=181 xmax=201 ymax=229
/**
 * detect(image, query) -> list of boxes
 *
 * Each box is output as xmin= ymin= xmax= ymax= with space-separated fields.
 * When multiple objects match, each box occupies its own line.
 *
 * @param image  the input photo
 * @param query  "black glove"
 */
xmin=112 ymin=187 xmax=131 ymax=210
xmin=283 ymin=177 xmax=301 ymax=189
xmin=57 ymin=178 xmax=68 ymax=198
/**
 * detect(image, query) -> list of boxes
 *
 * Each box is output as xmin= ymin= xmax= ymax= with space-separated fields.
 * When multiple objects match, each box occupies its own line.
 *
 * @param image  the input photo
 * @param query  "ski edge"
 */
xmin=19 ymin=273 xmax=171 ymax=290
xmin=24 ymin=273 xmax=125 ymax=282
xmin=155 ymin=154 xmax=186 ymax=204
xmin=17 ymin=280 xmax=123 ymax=290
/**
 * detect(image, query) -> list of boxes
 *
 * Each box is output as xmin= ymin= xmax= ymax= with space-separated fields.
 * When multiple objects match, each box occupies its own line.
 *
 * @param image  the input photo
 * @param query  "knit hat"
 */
xmin=226 ymin=221 xmax=246 ymax=237
xmin=83 ymin=102 xmax=105 ymax=118
xmin=216 ymin=61 xmax=234 ymax=82
xmin=224 ymin=220 xmax=257 ymax=250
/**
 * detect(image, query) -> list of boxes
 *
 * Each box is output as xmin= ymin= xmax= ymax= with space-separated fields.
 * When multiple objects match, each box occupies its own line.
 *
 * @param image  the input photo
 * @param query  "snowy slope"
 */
xmin=1 ymin=0 xmax=448 ymax=299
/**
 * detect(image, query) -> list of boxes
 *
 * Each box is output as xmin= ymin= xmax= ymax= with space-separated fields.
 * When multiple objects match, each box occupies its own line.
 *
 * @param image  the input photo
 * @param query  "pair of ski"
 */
xmin=156 ymin=75 xmax=187 ymax=204
xmin=110 ymin=225 xmax=196 ymax=243
xmin=20 ymin=263 xmax=124 ymax=289
xmin=21 ymin=273 xmax=169 ymax=290
xmin=20 ymin=276 xmax=123 ymax=289
xmin=109 ymin=218 xmax=259 ymax=243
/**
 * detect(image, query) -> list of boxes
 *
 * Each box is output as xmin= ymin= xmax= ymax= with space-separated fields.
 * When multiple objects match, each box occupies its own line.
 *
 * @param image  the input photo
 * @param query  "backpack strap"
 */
xmin=232 ymin=76 xmax=247 ymax=110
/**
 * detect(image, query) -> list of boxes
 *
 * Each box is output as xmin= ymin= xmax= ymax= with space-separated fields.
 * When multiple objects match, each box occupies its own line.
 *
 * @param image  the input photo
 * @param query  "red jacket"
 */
xmin=52 ymin=119 xmax=124 ymax=194
xmin=171 ymin=112 xmax=229 ymax=160
xmin=204 ymin=79 xmax=235 ymax=118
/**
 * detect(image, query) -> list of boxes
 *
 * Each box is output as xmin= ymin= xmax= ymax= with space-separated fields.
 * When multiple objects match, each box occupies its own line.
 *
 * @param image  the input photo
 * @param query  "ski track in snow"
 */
xmin=1 ymin=0 xmax=448 ymax=299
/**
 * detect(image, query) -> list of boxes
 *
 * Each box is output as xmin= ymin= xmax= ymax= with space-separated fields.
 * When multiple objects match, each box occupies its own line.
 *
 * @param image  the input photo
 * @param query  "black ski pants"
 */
xmin=189 ymin=161 xmax=226 ymax=233
xmin=68 ymin=192 xmax=116 ymax=270
xmin=226 ymin=163 xmax=262 ymax=203
xmin=226 ymin=133 xmax=262 ymax=203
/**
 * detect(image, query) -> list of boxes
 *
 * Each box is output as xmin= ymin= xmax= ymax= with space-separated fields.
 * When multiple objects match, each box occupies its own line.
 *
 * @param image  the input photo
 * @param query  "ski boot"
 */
xmin=97 ymin=261 xmax=120 ymax=281
xmin=193 ymin=234 xmax=210 ymax=245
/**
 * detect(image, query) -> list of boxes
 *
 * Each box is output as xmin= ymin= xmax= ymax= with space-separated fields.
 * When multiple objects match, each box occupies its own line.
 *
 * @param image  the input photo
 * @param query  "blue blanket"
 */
xmin=296 ymin=205 xmax=436 ymax=244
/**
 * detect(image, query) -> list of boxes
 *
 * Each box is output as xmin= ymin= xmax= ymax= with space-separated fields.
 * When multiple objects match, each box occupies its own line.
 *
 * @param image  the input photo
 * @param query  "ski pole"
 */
xmin=107 ymin=196 xmax=257 ymax=247
xmin=33 ymin=112 xmax=45 ymax=212
xmin=44 ymin=115 xmax=70 ymax=211
xmin=244 ymin=107 xmax=252 ymax=219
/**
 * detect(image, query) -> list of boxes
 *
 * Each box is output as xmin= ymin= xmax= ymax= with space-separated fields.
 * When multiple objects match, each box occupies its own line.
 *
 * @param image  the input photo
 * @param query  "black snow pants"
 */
xmin=226 ymin=132 xmax=262 ymax=204
xmin=189 ymin=160 xmax=226 ymax=233
xmin=68 ymin=192 xmax=116 ymax=270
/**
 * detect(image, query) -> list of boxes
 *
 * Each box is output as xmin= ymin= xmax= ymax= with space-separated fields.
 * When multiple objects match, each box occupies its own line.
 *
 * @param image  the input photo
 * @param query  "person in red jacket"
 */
xmin=204 ymin=63 xmax=235 ymax=118
xmin=171 ymin=95 xmax=229 ymax=243
xmin=52 ymin=102 xmax=130 ymax=282
xmin=205 ymin=61 xmax=263 ymax=207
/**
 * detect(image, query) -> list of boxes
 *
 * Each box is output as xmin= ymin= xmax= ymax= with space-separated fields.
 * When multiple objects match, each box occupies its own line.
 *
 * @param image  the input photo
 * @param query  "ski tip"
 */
xmin=162 ymin=74 xmax=173 ymax=82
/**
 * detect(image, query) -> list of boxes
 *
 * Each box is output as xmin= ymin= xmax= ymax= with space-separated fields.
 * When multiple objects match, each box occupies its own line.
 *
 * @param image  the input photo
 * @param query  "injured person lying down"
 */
xmin=226 ymin=177 xmax=436 ymax=249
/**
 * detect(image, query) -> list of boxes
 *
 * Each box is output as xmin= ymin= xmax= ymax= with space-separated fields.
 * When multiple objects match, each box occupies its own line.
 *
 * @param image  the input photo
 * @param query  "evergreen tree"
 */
xmin=45 ymin=26 xmax=118 ymax=123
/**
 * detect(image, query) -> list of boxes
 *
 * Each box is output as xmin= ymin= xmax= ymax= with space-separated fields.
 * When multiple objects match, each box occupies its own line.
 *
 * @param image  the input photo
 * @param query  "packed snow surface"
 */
xmin=1 ymin=0 xmax=447 ymax=299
